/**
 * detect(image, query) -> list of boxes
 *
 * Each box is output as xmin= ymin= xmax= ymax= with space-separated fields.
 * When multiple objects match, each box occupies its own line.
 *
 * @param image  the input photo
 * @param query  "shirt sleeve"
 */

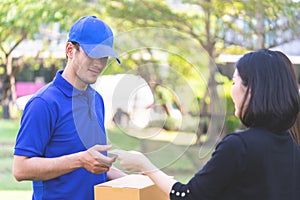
xmin=14 ymin=97 xmax=55 ymax=157
xmin=170 ymin=134 xmax=247 ymax=200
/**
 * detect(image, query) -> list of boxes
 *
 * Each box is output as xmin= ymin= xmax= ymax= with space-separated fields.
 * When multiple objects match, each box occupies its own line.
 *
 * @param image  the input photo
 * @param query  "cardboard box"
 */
xmin=94 ymin=174 xmax=169 ymax=200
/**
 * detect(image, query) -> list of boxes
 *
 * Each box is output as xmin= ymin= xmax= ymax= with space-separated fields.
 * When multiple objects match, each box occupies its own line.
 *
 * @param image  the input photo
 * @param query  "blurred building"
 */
xmin=217 ymin=39 xmax=300 ymax=83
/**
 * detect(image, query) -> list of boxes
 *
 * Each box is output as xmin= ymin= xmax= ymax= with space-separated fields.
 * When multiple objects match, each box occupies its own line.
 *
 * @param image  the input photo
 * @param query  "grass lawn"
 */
xmin=0 ymin=119 xmax=32 ymax=191
xmin=107 ymin=127 xmax=212 ymax=182
xmin=0 ymin=119 xmax=20 ymax=143
xmin=0 ymin=119 xmax=213 ymax=193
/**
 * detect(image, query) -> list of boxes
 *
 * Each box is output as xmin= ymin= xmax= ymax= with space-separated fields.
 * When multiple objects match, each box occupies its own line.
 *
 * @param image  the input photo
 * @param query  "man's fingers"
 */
xmin=86 ymin=145 xmax=118 ymax=167
xmin=97 ymin=155 xmax=117 ymax=167
xmin=92 ymin=165 xmax=111 ymax=174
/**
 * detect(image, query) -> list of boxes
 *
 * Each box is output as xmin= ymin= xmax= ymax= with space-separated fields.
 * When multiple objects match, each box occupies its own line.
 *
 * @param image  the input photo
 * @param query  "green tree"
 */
xmin=101 ymin=0 xmax=300 ymax=142
xmin=101 ymin=0 xmax=241 ymax=142
xmin=0 ymin=0 xmax=100 ymax=119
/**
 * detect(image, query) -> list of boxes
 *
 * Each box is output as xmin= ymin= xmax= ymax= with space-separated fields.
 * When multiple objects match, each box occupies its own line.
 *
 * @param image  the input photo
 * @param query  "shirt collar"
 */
xmin=53 ymin=70 xmax=95 ymax=98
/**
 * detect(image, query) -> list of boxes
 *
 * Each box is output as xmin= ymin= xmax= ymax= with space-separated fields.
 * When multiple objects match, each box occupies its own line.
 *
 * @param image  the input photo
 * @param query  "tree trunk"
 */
xmin=255 ymin=1 xmax=265 ymax=49
xmin=196 ymin=60 xmax=217 ymax=144
xmin=1 ymin=54 xmax=15 ymax=119
xmin=196 ymin=58 xmax=226 ymax=146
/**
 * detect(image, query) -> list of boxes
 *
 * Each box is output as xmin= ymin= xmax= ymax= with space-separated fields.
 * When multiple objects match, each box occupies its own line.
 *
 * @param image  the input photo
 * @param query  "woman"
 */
xmin=117 ymin=49 xmax=300 ymax=200
xmin=274 ymin=50 xmax=300 ymax=145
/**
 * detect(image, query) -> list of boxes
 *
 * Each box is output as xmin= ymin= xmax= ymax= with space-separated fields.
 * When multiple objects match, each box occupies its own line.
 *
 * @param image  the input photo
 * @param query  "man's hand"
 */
xmin=81 ymin=144 xmax=117 ymax=174
xmin=13 ymin=144 xmax=117 ymax=181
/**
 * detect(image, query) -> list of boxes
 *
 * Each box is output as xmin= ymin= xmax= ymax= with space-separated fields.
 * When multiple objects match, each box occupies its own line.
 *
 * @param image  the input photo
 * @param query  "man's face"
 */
xmin=72 ymin=45 xmax=108 ymax=89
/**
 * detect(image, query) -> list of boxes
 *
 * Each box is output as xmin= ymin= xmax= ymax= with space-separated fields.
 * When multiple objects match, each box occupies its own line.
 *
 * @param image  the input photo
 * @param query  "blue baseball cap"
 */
xmin=68 ymin=16 xmax=120 ymax=64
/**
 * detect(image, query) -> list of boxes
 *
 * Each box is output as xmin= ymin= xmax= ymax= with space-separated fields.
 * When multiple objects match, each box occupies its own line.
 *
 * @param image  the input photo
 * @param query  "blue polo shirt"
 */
xmin=14 ymin=70 xmax=107 ymax=200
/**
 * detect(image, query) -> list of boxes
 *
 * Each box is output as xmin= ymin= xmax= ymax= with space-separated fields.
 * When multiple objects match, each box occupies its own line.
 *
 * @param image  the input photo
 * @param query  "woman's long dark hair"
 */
xmin=236 ymin=49 xmax=300 ymax=133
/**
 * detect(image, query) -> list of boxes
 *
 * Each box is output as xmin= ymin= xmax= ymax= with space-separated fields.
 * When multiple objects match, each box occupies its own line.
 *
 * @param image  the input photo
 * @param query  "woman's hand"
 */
xmin=116 ymin=149 xmax=177 ymax=196
xmin=117 ymin=150 xmax=155 ymax=173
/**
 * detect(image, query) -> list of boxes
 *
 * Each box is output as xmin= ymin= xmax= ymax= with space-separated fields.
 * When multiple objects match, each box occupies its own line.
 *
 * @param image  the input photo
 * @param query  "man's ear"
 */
xmin=65 ymin=42 xmax=74 ymax=59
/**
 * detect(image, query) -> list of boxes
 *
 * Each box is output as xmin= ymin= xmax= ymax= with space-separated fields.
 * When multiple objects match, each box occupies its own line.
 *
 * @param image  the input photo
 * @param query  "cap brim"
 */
xmin=81 ymin=44 xmax=121 ymax=64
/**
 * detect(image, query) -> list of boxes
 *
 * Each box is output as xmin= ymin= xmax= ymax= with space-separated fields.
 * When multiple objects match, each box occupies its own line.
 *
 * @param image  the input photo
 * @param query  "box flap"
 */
xmin=97 ymin=174 xmax=154 ymax=189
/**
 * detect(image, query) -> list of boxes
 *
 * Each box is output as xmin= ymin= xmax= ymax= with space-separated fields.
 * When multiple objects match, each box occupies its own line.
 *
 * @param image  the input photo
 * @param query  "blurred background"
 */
xmin=0 ymin=0 xmax=299 ymax=198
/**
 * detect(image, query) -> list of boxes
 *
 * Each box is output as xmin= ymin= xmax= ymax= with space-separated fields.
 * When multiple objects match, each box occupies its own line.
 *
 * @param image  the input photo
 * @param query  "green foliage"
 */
xmin=105 ymin=0 xmax=300 ymax=54
xmin=0 ymin=0 xmax=100 ymax=119
xmin=221 ymin=45 xmax=249 ymax=55
xmin=1 ymin=0 xmax=299 ymax=124
xmin=164 ymin=116 xmax=182 ymax=131
xmin=225 ymin=115 xmax=242 ymax=133
xmin=15 ymin=57 xmax=60 ymax=82
xmin=0 ymin=0 xmax=98 ymax=57
xmin=101 ymin=1 xmax=300 ymax=136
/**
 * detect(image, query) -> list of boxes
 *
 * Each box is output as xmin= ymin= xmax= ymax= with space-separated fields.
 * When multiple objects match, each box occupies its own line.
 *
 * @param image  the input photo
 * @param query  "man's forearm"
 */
xmin=13 ymin=145 xmax=115 ymax=181
xmin=13 ymin=152 xmax=84 ymax=181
